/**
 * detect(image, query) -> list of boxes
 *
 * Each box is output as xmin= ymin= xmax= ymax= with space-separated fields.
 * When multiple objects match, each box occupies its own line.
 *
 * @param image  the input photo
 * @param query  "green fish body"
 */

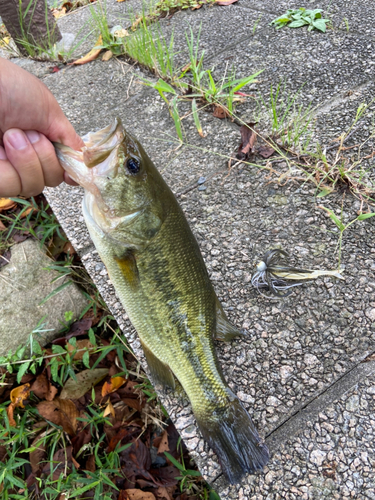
xmin=55 ymin=118 xmax=269 ymax=483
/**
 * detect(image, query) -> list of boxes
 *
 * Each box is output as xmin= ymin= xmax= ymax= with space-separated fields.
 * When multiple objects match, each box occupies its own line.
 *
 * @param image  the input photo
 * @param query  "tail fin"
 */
xmin=196 ymin=395 xmax=269 ymax=484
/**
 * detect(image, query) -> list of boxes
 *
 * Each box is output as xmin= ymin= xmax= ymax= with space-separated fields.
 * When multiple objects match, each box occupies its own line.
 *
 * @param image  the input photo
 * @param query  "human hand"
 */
xmin=0 ymin=57 xmax=84 ymax=198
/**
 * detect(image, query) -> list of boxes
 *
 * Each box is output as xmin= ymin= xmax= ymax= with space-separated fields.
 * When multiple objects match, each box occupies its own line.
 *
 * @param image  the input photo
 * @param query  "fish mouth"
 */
xmin=54 ymin=117 xmax=125 ymax=189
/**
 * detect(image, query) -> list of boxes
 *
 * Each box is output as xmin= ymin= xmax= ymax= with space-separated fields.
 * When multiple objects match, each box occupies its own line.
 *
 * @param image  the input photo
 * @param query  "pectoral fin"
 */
xmin=141 ymin=342 xmax=175 ymax=390
xmin=114 ymin=251 xmax=139 ymax=290
xmin=215 ymin=295 xmax=246 ymax=341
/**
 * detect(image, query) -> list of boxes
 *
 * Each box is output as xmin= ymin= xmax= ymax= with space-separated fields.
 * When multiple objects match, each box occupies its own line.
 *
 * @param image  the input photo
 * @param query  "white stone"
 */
xmin=310 ymin=449 xmax=326 ymax=466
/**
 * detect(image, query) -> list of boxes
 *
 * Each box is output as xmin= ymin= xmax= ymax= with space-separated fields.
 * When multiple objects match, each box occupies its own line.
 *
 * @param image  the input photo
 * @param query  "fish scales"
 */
xmin=55 ymin=118 xmax=269 ymax=484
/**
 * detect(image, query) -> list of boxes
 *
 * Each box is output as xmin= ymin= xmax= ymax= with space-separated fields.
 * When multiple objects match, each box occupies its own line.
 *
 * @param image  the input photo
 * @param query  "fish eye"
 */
xmin=126 ymin=157 xmax=141 ymax=175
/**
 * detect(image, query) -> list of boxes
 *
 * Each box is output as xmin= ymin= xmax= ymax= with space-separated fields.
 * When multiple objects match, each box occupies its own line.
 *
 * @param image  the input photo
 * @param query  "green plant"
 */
xmin=165 ymin=449 xmax=202 ymax=494
xmin=124 ymin=16 xmax=176 ymax=79
xmin=319 ymin=205 xmax=375 ymax=268
xmin=271 ymin=8 xmax=331 ymax=32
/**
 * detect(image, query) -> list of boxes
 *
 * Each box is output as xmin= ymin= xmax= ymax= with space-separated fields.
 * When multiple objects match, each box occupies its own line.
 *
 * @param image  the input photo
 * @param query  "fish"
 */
xmin=54 ymin=117 xmax=269 ymax=484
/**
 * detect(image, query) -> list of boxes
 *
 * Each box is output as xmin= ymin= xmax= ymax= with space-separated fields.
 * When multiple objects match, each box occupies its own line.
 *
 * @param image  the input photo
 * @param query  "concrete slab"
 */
xmin=0 ymin=239 xmax=89 ymax=356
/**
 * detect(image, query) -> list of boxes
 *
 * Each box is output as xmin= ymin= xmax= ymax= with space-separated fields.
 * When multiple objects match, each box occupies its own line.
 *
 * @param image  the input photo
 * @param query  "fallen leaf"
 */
xmin=0 ymin=220 xmax=6 ymax=231
xmin=102 ymin=376 xmax=127 ymax=396
xmin=125 ymin=490 xmax=156 ymax=500
xmin=71 ymin=35 xmax=103 ymax=65
xmin=60 ymin=368 xmax=109 ymax=399
xmin=85 ymin=453 xmax=96 ymax=472
xmin=66 ymin=339 xmax=95 ymax=360
xmin=258 ymin=145 xmax=275 ymax=158
xmin=216 ymin=0 xmax=238 ymax=4
xmin=20 ymin=206 xmax=36 ymax=219
xmin=11 ymin=383 xmax=30 ymax=408
xmin=72 ymin=428 xmax=92 ymax=455
xmin=103 ymin=400 xmax=116 ymax=418
xmin=102 ymin=50 xmax=113 ymax=61
xmin=52 ymin=6 xmax=67 ymax=18
xmin=157 ymin=431 xmax=169 ymax=455
xmin=212 ymin=104 xmax=230 ymax=119
xmin=37 ymin=398 xmax=79 ymax=436
xmin=6 ymin=404 xmax=16 ymax=426
xmin=236 ymin=122 xmax=257 ymax=161
xmin=0 ymin=198 xmax=17 ymax=211
xmin=63 ymin=241 xmax=76 ymax=255
xmin=31 ymin=372 xmax=58 ymax=401
xmin=52 ymin=66 xmax=60 ymax=73
xmin=29 ymin=436 xmax=47 ymax=473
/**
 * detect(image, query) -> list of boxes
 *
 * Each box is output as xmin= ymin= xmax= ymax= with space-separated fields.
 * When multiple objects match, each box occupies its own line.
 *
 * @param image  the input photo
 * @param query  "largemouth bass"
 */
xmin=55 ymin=118 xmax=269 ymax=483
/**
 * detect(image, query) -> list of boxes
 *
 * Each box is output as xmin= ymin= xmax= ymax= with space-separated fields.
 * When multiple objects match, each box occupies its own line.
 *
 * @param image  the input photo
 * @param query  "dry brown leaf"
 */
xmin=37 ymin=398 xmax=79 ymax=436
xmin=258 ymin=145 xmax=275 ymax=159
xmin=6 ymin=404 xmax=17 ymax=426
xmin=102 ymin=376 xmax=127 ymax=397
xmin=102 ymin=50 xmax=113 ymax=61
xmin=155 ymin=487 xmax=173 ymax=500
xmin=71 ymin=35 xmax=103 ymax=65
xmin=125 ymin=490 xmax=156 ymax=500
xmin=157 ymin=430 xmax=169 ymax=455
xmin=85 ymin=453 xmax=96 ymax=472
xmin=31 ymin=372 xmax=58 ymax=401
xmin=29 ymin=436 xmax=47 ymax=473
xmin=20 ymin=206 xmax=36 ymax=219
xmin=103 ymin=400 xmax=115 ymax=418
xmin=0 ymin=220 xmax=6 ymax=231
xmin=60 ymin=368 xmax=109 ymax=399
xmin=63 ymin=241 xmax=76 ymax=255
xmin=0 ymin=198 xmax=17 ymax=211
xmin=66 ymin=339 xmax=95 ymax=360
xmin=212 ymin=104 xmax=230 ymax=119
xmin=236 ymin=122 xmax=257 ymax=161
xmin=11 ymin=383 xmax=30 ymax=407
xmin=52 ymin=6 xmax=67 ymax=18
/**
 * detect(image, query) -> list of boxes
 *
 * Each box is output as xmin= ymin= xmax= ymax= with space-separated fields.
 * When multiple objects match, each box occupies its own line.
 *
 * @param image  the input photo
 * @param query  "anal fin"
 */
xmin=141 ymin=342 xmax=175 ymax=391
xmin=215 ymin=294 xmax=246 ymax=341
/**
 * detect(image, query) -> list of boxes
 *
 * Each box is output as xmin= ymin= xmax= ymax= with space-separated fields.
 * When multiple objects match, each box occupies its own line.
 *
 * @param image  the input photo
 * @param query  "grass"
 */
xmin=0 ymin=195 xmax=219 ymax=500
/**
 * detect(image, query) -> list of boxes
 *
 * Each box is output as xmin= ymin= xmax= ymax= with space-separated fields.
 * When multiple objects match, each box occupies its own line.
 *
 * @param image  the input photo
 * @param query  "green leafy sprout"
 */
xmin=271 ymin=8 xmax=331 ymax=32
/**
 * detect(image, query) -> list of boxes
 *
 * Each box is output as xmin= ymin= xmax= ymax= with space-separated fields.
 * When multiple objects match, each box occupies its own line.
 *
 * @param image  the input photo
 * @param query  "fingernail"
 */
xmin=26 ymin=130 xmax=41 ymax=144
xmin=0 ymin=146 xmax=7 ymax=160
xmin=7 ymin=130 xmax=28 ymax=150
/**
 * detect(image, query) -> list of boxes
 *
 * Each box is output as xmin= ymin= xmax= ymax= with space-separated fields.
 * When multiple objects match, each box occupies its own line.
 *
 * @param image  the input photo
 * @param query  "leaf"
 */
xmin=0 ymin=198 xmax=17 ymax=211
xmin=357 ymin=212 xmax=375 ymax=220
xmin=124 ymin=490 xmax=156 ymax=500
xmin=316 ymin=187 xmax=333 ymax=197
xmin=154 ymin=79 xmax=176 ymax=95
xmin=191 ymin=99 xmax=204 ymax=137
xmin=11 ymin=383 xmax=30 ymax=408
xmin=319 ymin=206 xmax=345 ymax=231
xmin=215 ymin=0 xmax=238 ymax=5
xmin=0 ymin=220 xmax=6 ymax=231
xmin=103 ymin=400 xmax=115 ymax=417
xmin=102 ymin=50 xmax=114 ymax=61
xmin=31 ymin=372 xmax=59 ymax=401
xmin=60 ymin=368 xmax=109 ymax=399
xmin=236 ymin=122 xmax=257 ymax=161
xmin=39 ymin=280 xmax=73 ymax=305
xmin=29 ymin=436 xmax=46 ymax=473
xmin=312 ymin=19 xmax=327 ymax=32
xmin=258 ymin=145 xmax=275 ymax=158
xmin=102 ymin=376 xmax=127 ymax=396
xmin=212 ymin=104 xmax=230 ymax=119
xmin=17 ymin=361 xmax=31 ymax=384
xmin=157 ymin=430 xmax=169 ymax=455
xmin=71 ymin=35 xmax=103 ymax=65
xmin=289 ymin=19 xmax=308 ymax=28
xmin=37 ymin=398 xmax=79 ymax=436
xmin=67 ymin=339 xmax=95 ymax=360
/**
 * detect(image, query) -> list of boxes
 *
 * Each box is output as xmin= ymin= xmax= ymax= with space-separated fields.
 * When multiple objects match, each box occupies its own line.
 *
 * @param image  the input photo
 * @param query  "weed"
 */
xmin=319 ymin=204 xmax=375 ymax=268
xmin=124 ymin=17 xmax=176 ymax=79
xmin=271 ymin=8 xmax=331 ymax=32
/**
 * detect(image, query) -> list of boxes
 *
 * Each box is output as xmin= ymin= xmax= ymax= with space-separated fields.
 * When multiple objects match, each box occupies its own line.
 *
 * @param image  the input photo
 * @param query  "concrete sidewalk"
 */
xmin=4 ymin=0 xmax=375 ymax=497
